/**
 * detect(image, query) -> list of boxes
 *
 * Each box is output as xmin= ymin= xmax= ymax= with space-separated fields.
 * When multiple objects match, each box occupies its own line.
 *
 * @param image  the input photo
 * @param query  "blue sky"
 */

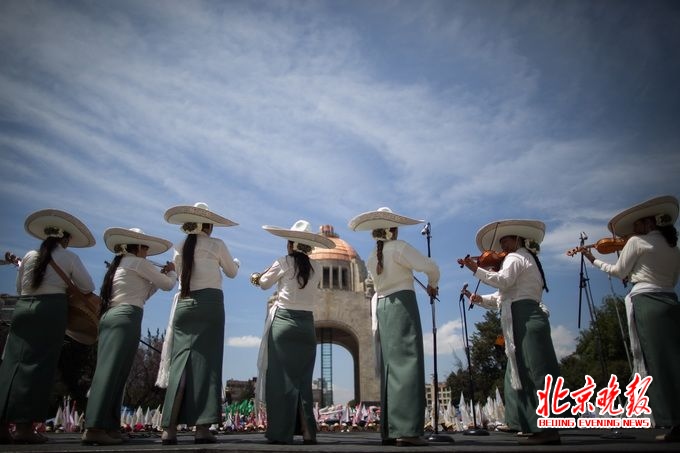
xmin=1 ymin=0 xmax=679 ymax=405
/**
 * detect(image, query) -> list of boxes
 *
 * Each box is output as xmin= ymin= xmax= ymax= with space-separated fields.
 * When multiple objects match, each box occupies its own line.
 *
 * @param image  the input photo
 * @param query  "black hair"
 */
xmin=100 ymin=244 xmax=142 ymax=312
xmin=371 ymin=228 xmax=397 ymax=275
xmin=288 ymin=242 xmax=314 ymax=289
xmin=32 ymin=232 xmax=71 ymax=289
xmin=179 ymin=223 xmax=211 ymax=297
xmin=657 ymin=225 xmax=678 ymax=247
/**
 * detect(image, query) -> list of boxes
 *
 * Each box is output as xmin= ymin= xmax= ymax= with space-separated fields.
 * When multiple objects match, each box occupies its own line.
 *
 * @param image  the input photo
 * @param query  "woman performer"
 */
xmin=0 ymin=209 xmax=95 ymax=444
xmin=251 ymin=220 xmax=335 ymax=445
xmin=81 ymin=228 xmax=177 ymax=445
xmin=458 ymin=219 xmax=561 ymax=445
xmin=577 ymin=195 xmax=680 ymax=442
xmin=157 ymin=202 xmax=239 ymax=445
xmin=348 ymin=207 xmax=439 ymax=447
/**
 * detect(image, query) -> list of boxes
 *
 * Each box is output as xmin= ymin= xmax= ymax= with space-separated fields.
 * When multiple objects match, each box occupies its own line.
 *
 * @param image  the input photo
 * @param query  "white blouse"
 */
xmin=593 ymin=230 xmax=680 ymax=289
xmin=108 ymin=255 xmax=177 ymax=309
xmin=474 ymin=247 xmax=543 ymax=306
xmin=366 ymin=239 xmax=440 ymax=298
xmin=174 ymin=232 xmax=239 ymax=292
xmin=17 ymin=245 xmax=95 ymax=296
xmin=258 ymin=255 xmax=322 ymax=312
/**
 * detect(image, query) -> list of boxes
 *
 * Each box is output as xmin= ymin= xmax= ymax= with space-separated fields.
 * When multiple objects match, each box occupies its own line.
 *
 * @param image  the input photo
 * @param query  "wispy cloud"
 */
xmin=226 ymin=335 xmax=261 ymax=348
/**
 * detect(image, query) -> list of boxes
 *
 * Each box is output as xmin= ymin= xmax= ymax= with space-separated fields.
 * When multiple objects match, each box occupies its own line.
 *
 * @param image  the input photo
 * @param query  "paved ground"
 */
xmin=1 ymin=429 xmax=678 ymax=453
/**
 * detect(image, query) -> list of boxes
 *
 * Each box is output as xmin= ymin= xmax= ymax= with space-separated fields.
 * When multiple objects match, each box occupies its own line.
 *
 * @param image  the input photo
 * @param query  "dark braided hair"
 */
xmin=519 ymin=236 xmax=549 ymax=293
xmin=288 ymin=241 xmax=314 ymax=289
xmin=372 ymin=228 xmax=397 ymax=275
xmin=658 ymin=225 xmax=678 ymax=247
xmin=32 ymin=232 xmax=71 ymax=289
xmin=647 ymin=215 xmax=678 ymax=247
xmin=100 ymin=244 xmax=141 ymax=312
xmin=180 ymin=222 xmax=211 ymax=298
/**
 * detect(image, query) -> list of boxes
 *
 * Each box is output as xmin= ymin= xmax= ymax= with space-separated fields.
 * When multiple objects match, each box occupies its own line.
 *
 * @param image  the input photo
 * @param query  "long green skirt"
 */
xmin=503 ymin=299 xmax=561 ymax=433
xmin=376 ymin=290 xmax=425 ymax=439
xmin=632 ymin=292 xmax=680 ymax=427
xmin=0 ymin=294 xmax=68 ymax=423
xmin=85 ymin=304 xmax=143 ymax=430
xmin=265 ymin=308 xmax=316 ymax=443
xmin=161 ymin=288 xmax=224 ymax=427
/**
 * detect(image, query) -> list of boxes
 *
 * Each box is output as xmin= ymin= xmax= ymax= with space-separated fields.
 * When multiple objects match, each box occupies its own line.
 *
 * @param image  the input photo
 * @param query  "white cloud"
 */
xmin=551 ymin=324 xmax=577 ymax=360
xmin=226 ymin=335 xmax=261 ymax=348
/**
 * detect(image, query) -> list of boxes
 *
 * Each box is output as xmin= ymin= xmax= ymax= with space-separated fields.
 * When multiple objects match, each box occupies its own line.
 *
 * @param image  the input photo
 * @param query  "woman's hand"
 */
xmin=457 ymin=256 xmax=479 ymax=273
xmin=161 ymin=261 xmax=175 ymax=274
xmin=426 ymin=285 xmax=439 ymax=298
xmin=577 ymin=247 xmax=596 ymax=264
xmin=462 ymin=287 xmax=482 ymax=304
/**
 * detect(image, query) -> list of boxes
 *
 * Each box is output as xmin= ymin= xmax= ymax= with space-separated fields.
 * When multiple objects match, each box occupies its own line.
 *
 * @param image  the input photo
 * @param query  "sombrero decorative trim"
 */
xmin=348 ymin=207 xmax=425 ymax=231
xmin=608 ymin=195 xmax=679 ymax=237
xmin=476 ymin=219 xmax=546 ymax=253
xmin=24 ymin=209 xmax=95 ymax=248
xmin=262 ymin=220 xmax=336 ymax=249
xmin=164 ymin=202 xmax=238 ymax=227
xmin=104 ymin=227 xmax=173 ymax=256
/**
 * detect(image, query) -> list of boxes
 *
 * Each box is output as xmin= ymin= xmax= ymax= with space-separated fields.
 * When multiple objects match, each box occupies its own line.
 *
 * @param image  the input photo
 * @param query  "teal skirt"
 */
xmin=376 ymin=289 xmax=425 ymax=439
xmin=632 ymin=292 xmax=680 ymax=427
xmin=503 ymin=299 xmax=561 ymax=433
xmin=85 ymin=304 xmax=143 ymax=430
xmin=162 ymin=288 xmax=224 ymax=427
xmin=0 ymin=294 xmax=68 ymax=423
xmin=265 ymin=308 xmax=316 ymax=443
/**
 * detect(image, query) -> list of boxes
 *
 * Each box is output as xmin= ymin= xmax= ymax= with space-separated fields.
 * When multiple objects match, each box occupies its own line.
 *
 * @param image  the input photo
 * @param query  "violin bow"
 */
xmin=467 ymin=222 xmax=500 ymax=310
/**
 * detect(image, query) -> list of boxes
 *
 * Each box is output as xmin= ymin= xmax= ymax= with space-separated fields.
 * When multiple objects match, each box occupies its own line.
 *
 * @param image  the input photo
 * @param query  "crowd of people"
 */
xmin=0 ymin=196 xmax=678 ymax=446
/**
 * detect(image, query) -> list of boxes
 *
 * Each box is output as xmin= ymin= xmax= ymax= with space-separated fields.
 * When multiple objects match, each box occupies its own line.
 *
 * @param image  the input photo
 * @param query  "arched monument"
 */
xmin=309 ymin=225 xmax=379 ymax=404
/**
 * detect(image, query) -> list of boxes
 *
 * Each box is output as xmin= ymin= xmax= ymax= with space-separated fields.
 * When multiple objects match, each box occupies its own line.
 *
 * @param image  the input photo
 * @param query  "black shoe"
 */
xmin=518 ymin=431 xmax=561 ymax=445
xmin=161 ymin=437 xmax=177 ymax=445
xmin=381 ymin=438 xmax=397 ymax=445
xmin=396 ymin=436 xmax=429 ymax=446
xmin=303 ymin=438 xmax=318 ymax=445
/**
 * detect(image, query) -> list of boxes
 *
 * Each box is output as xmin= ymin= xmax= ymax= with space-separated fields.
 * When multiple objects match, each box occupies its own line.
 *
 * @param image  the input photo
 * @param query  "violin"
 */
xmin=566 ymin=237 xmax=627 ymax=257
xmin=458 ymin=250 xmax=507 ymax=272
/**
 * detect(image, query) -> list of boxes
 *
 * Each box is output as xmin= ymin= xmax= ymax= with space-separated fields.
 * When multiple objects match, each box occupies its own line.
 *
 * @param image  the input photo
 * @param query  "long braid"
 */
xmin=376 ymin=240 xmax=384 ymax=275
xmin=180 ymin=229 xmax=198 ymax=298
xmin=527 ymin=249 xmax=549 ymax=293
xmin=32 ymin=234 xmax=69 ymax=289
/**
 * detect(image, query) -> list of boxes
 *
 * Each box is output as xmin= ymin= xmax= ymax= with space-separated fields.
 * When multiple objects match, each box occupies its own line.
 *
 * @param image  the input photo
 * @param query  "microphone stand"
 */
xmin=459 ymin=284 xmax=489 ymax=436
xmin=421 ymin=223 xmax=454 ymax=443
xmin=576 ymin=233 xmax=633 ymax=440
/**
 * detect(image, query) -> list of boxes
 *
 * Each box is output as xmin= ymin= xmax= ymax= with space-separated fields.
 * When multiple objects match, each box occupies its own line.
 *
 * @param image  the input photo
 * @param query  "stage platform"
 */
xmin=1 ymin=429 xmax=678 ymax=452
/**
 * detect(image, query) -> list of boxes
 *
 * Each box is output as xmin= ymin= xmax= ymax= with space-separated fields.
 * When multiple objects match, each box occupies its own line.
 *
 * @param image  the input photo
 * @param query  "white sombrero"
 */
xmin=608 ymin=195 xmax=679 ymax=237
xmin=164 ymin=202 xmax=238 ymax=227
xmin=104 ymin=227 xmax=173 ymax=256
xmin=348 ymin=207 xmax=425 ymax=231
xmin=262 ymin=220 xmax=336 ymax=249
xmin=476 ymin=220 xmax=545 ymax=253
xmin=24 ymin=209 xmax=95 ymax=248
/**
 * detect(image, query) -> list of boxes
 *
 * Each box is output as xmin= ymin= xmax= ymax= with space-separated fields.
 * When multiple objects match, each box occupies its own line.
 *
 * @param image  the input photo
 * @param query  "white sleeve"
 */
xmin=395 ymin=242 xmax=440 ymax=287
xmin=593 ymin=238 xmax=642 ymax=279
xmin=258 ymin=259 xmax=284 ymax=290
xmin=474 ymin=253 xmax=523 ymax=291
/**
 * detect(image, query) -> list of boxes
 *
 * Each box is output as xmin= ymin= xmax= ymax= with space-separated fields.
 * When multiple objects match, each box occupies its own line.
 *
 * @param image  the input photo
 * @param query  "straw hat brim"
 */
xmin=348 ymin=210 xmax=424 ymax=231
xmin=475 ymin=220 xmax=545 ymax=253
xmin=104 ymin=228 xmax=173 ymax=256
xmin=262 ymin=225 xmax=336 ymax=249
xmin=164 ymin=205 xmax=238 ymax=227
xmin=608 ymin=195 xmax=679 ymax=237
xmin=24 ymin=209 xmax=95 ymax=248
